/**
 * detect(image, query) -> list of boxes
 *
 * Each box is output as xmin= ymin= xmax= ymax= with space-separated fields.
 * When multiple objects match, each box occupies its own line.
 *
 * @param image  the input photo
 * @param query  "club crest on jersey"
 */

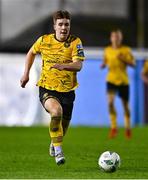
xmin=64 ymin=42 xmax=70 ymax=48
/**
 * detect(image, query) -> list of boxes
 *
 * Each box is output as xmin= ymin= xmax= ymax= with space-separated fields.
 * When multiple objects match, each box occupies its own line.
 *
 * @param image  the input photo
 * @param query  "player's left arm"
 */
xmin=141 ymin=72 xmax=148 ymax=84
xmin=52 ymin=59 xmax=83 ymax=72
xmin=52 ymin=37 xmax=85 ymax=72
xmin=118 ymin=48 xmax=135 ymax=67
xmin=141 ymin=60 xmax=148 ymax=84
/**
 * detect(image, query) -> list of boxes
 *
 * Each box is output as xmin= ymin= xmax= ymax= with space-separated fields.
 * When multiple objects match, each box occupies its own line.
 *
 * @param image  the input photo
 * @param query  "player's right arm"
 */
xmin=20 ymin=48 xmax=36 ymax=88
xmin=100 ymin=58 xmax=107 ymax=69
xmin=20 ymin=36 xmax=42 ymax=88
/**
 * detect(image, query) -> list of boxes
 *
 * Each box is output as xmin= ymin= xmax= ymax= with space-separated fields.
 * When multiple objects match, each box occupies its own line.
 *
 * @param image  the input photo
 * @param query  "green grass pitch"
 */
xmin=0 ymin=126 xmax=148 ymax=179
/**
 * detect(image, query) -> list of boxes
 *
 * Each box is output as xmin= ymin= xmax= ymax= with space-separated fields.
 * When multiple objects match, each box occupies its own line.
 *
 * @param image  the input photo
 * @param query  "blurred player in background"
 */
xmin=141 ymin=59 xmax=148 ymax=84
xmin=101 ymin=29 xmax=135 ymax=139
xmin=20 ymin=10 xmax=85 ymax=165
xmin=141 ymin=59 xmax=148 ymax=124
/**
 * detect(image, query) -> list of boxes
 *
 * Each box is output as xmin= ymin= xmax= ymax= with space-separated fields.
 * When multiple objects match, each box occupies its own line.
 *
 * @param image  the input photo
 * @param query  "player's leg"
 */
xmin=107 ymin=91 xmax=118 ymax=138
xmin=119 ymin=85 xmax=131 ymax=139
xmin=44 ymin=98 xmax=63 ymax=146
xmin=39 ymin=87 xmax=65 ymax=165
xmin=44 ymin=98 xmax=65 ymax=164
xmin=121 ymin=99 xmax=131 ymax=138
xmin=61 ymin=91 xmax=75 ymax=136
xmin=62 ymin=119 xmax=70 ymax=136
xmin=62 ymin=103 xmax=74 ymax=136
xmin=107 ymin=83 xmax=118 ymax=138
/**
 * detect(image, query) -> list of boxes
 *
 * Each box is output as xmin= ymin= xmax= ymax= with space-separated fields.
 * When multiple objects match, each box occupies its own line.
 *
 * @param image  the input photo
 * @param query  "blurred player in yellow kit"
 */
xmin=20 ymin=10 xmax=85 ymax=165
xmin=101 ymin=29 xmax=135 ymax=139
xmin=141 ymin=59 xmax=148 ymax=84
xmin=141 ymin=59 xmax=148 ymax=123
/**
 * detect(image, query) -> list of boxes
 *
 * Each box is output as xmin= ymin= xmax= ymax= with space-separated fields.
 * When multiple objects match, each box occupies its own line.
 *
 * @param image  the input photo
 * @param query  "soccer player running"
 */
xmin=141 ymin=59 xmax=148 ymax=84
xmin=20 ymin=10 xmax=85 ymax=165
xmin=101 ymin=29 xmax=135 ymax=139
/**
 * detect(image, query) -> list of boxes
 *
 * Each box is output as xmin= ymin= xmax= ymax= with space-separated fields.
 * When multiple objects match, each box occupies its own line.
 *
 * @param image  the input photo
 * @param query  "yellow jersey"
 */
xmin=142 ymin=60 xmax=148 ymax=75
xmin=32 ymin=34 xmax=85 ymax=92
xmin=104 ymin=45 xmax=135 ymax=85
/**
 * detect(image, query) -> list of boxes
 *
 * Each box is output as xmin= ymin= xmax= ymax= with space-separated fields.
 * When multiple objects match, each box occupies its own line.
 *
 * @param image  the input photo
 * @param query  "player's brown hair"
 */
xmin=53 ymin=10 xmax=71 ymax=24
xmin=111 ymin=29 xmax=123 ymax=35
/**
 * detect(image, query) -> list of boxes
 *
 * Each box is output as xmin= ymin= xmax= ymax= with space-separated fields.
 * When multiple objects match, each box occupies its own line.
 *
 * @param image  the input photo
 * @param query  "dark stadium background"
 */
xmin=0 ymin=0 xmax=148 ymax=52
xmin=0 ymin=0 xmax=147 ymax=125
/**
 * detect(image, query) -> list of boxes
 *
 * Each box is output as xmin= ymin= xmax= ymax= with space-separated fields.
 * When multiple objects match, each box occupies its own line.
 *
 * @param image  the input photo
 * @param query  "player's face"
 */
xmin=54 ymin=18 xmax=70 ymax=41
xmin=110 ymin=31 xmax=123 ymax=47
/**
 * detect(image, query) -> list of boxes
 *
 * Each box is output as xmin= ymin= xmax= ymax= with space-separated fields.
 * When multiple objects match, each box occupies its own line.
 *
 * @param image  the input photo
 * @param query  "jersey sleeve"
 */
xmin=31 ymin=36 xmax=43 ymax=54
xmin=72 ymin=38 xmax=85 ymax=61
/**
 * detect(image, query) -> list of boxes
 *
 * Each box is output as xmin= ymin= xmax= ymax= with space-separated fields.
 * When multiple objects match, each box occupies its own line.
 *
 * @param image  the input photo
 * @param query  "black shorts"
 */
xmin=39 ymin=86 xmax=75 ymax=120
xmin=107 ymin=82 xmax=129 ymax=101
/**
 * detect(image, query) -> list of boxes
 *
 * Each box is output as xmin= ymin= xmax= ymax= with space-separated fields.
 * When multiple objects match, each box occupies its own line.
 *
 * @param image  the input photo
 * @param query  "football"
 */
xmin=98 ymin=151 xmax=121 ymax=173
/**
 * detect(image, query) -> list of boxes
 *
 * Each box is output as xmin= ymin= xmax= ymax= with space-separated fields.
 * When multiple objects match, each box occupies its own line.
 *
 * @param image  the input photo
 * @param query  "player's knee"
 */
xmin=125 ymin=108 xmax=130 ymax=116
xmin=50 ymin=106 xmax=62 ymax=117
xmin=108 ymin=97 xmax=114 ymax=106
xmin=123 ymin=102 xmax=130 ymax=114
xmin=109 ymin=102 xmax=114 ymax=109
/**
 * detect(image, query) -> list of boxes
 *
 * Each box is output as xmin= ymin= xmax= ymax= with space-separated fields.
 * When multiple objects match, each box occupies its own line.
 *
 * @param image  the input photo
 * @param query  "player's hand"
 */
xmin=144 ymin=79 xmax=148 ymax=84
xmin=20 ymin=74 xmax=29 ymax=88
xmin=51 ymin=64 xmax=65 ymax=71
xmin=100 ymin=63 xmax=106 ymax=69
xmin=142 ymin=75 xmax=148 ymax=84
xmin=117 ymin=53 xmax=125 ymax=61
